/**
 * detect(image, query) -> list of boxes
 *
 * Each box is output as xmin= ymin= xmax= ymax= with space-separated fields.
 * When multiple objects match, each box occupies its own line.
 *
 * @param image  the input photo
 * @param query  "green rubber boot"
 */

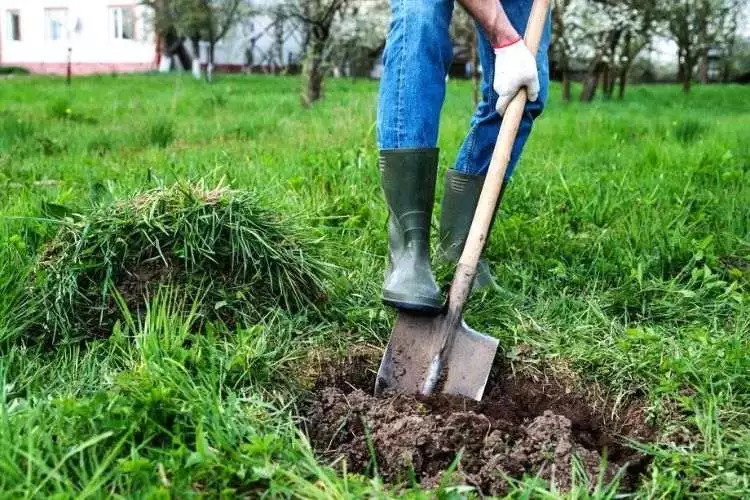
xmin=380 ymin=148 xmax=443 ymax=313
xmin=439 ymin=169 xmax=504 ymax=292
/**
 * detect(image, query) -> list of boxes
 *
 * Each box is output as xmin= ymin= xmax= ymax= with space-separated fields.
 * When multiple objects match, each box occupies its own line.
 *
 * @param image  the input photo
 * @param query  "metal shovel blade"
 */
xmin=374 ymin=310 xmax=498 ymax=401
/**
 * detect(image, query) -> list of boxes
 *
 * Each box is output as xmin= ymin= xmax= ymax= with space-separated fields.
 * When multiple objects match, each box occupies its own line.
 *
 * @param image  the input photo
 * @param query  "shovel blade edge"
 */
xmin=374 ymin=311 xmax=499 ymax=401
xmin=441 ymin=320 xmax=499 ymax=400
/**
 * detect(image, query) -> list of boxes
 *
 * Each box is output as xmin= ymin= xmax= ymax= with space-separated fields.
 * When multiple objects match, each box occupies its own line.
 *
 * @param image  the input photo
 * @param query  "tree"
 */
xmin=143 ymin=0 xmax=194 ymax=72
xmin=182 ymin=0 xmax=246 ymax=81
xmin=564 ymin=0 xmax=666 ymax=102
xmin=279 ymin=0 xmax=352 ymax=106
xmin=143 ymin=0 xmax=249 ymax=80
xmin=667 ymin=0 xmax=743 ymax=92
xmin=563 ymin=0 xmax=625 ymax=102
xmin=328 ymin=0 xmax=388 ymax=79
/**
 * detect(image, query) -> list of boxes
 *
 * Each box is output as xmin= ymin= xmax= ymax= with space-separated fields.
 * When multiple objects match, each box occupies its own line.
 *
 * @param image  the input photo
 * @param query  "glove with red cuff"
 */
xmin=492 ymin=38 xmax=540 ymax=116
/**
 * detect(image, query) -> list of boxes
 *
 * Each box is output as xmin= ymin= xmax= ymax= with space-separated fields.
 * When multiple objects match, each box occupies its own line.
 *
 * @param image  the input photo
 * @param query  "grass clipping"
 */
xmin=34 ymin=182 xmax=328 ymax=342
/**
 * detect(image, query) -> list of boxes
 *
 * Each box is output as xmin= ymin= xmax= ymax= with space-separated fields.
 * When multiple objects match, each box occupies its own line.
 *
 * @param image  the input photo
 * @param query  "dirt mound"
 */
xmin=304 ymin=354 xmax=653 ymax=496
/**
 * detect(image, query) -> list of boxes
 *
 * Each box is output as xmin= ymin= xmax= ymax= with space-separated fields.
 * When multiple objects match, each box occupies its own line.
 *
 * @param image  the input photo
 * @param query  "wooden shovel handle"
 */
xmin=451 ymin=0 xmax=549 ymax=298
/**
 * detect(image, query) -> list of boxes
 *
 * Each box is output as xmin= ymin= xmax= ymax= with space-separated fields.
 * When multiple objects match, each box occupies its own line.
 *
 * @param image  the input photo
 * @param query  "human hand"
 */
xmin=493 ymin=39 xmax=539 ymax=116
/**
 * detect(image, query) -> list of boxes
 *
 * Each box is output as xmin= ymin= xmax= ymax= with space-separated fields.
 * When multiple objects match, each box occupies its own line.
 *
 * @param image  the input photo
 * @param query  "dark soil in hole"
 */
xmin=303 ymin=351 xmax=654 ymax=496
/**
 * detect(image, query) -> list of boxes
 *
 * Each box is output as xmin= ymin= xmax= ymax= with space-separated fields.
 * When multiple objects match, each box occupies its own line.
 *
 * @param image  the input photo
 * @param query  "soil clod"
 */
xmin=304 ymin=354 xmax=653 ymax=495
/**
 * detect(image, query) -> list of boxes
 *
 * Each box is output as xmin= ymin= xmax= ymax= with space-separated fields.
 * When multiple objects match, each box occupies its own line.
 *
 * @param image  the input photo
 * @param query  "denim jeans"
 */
xmin=376 ymin=0 xmax=551 ymax=180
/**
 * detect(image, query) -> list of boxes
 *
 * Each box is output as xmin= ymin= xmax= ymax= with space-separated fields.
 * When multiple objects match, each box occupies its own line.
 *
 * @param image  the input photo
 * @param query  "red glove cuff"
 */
xmin=492 ymin=36 xmax=522 ymax=50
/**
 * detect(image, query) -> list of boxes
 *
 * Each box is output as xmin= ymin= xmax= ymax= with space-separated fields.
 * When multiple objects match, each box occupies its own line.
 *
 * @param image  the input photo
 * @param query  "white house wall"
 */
xmin=0 ymin=0 xmax=304 ymax=74
xmin=0 ymin=0 xmax=156 ymax=73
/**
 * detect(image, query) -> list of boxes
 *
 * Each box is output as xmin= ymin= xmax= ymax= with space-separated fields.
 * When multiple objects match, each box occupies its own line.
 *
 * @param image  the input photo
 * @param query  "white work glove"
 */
xmin=493 ymin=39 xmax=539 ymax=116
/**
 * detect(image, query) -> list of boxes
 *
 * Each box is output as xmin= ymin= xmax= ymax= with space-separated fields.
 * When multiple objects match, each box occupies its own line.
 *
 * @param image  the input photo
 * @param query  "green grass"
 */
xmin=30 ymin=181 xmax=329 ymax=344
xmin=0 ymin=73 xmax=749 ymax=497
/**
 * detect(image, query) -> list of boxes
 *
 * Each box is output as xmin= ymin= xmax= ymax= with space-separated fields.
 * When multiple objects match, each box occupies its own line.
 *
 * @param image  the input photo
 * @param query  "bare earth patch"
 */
xmin=303 ymin=351 xmax=653 ymax=496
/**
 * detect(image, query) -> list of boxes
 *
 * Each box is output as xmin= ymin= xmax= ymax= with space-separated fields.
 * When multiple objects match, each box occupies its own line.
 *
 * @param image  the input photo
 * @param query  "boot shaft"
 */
xmin=439 ymin=169 xmax=505 ymax=292
xmin=439 ymin=169 xmax=485 ymax=262
xmin=380 ymin=148 xmax=439 ymax=252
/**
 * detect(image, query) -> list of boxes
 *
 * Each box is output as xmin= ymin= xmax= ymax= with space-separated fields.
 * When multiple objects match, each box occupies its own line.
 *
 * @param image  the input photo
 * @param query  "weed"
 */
xmin=673 ymin=118 xmax=707 ymax=143
xmin=143 ymin=118 xmax=175 ymax=148
xmin=46 ymin=98 xmax=97 ymax=124
xmin=0 ymin=112 xmax=35 ymax=144
xmin=86 ymin=134 xmax=114 ymax=156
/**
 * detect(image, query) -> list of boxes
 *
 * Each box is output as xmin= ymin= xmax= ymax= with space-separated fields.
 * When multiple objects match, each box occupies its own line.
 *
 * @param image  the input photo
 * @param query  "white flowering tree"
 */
xmin=328 ymin=0 xmax=388 ymax=78
xmin=666 ymin=0 xmax=744 ymax=92
xmin=557 ymin=0 xmax=666 ymax=101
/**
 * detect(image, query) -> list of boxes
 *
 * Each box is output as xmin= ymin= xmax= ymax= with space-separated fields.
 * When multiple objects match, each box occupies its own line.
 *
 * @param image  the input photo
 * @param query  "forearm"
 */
xmin=456 ymin=0 xmax=520 ymax=47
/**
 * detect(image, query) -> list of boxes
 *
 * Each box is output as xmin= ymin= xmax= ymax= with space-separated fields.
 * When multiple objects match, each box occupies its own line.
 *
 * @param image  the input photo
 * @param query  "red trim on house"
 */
xmin=2 ymin=62 xmax=251 ymax=75
xmin=4 ymin=62 xmax=155 ymax=75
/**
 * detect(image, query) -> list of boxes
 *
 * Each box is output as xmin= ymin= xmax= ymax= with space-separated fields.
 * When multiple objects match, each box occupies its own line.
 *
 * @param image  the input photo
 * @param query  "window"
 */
xmin=45 ymin=8 xmax=68 ymax=41
xmin=7 ymin=10 xmax=20 ymax=41
xmin=111 ymin=6 xmax=135 ymax=40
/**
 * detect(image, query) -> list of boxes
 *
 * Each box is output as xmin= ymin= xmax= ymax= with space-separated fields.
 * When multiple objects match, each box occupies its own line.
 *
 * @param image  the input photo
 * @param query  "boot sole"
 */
xmin=382 ymin=291 xmax=444 ymax=315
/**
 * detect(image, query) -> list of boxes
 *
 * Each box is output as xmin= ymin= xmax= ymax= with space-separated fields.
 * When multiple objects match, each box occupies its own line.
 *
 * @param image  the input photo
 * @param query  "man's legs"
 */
xmin=377 ymin=0 xmax=455 ymax=150
xmin=440 ymin=0 xmax=550 ymax=289
xmin=454 ymin=0 xmax=551 ymax=177
xmin=376 ymin=0 xmax=454 ymax=313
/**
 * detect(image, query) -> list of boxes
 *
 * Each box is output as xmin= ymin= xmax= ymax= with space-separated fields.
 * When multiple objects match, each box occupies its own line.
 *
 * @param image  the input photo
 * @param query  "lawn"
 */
xmin=0 ymin=73 xmax=749 ymax=498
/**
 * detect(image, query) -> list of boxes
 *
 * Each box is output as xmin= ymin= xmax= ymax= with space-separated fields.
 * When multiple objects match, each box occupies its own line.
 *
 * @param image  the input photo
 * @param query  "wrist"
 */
xmin=490 ymin=27 xmax=521 ymax=50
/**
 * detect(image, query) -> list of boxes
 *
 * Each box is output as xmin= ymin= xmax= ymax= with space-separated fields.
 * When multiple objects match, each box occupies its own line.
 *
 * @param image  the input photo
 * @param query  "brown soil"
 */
xmin=115 ymin=257 xmax=176 ymax=311
xmin=303 ymin=351 xmax=653 ymax=496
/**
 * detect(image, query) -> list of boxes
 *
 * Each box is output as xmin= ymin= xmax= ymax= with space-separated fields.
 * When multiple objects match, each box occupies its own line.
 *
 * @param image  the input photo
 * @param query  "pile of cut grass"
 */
xmin=32 ymin=181 xmax=329 ymax=344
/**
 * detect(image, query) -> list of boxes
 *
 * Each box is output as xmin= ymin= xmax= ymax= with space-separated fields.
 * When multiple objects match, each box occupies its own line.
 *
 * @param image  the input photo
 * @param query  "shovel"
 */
xmin=375 ymin=0 xmax=550 ymax=401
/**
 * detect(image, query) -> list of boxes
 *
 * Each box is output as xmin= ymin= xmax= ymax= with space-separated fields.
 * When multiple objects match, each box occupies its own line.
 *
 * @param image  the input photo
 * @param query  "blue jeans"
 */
xmin=376 ymin=0 xmax=551 ymax=180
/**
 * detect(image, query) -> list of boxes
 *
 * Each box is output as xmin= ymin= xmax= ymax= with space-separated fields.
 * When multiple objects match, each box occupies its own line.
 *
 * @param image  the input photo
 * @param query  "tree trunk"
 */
xmin=274 ymin=15 xmax=284 ymax=72
xmin=616 ymin=31 xmax=632 ymax=100
xmin=207 ymin=42 xmax=215 ymax=83
xmin=305 ymin=59 xmax=324 ymax=106
xmin=561 ymin=70 xmax=570 ymax=102
xmin=175 ymin=44 xmax=192 ymax=71
xmin=302 ymin=28 xmax=327 ymax=106
xmin=699 ymin=53 xmax=709 ymax=84
xmin=164 ymin=27 xmax=191 ymax=71
xmin=603 ymin=64 xmax=617 ymax=99
xmin=580 ymin=50 xmax=605 ymax=103
xmin=580 ymin=65 xmax=602 ymax=102
xmin=158 ymin=31 xmax=172 ymax=73
xmin=246 ymin=39 xmax=256 ymax=73
xmin=682 ymin=49 xmax=694 ymax=93
xmin=607 ymin=76 xmax=615 ymax=99
xmin=682 ymin=63 xmax=693 ymax=93
xmin=617 ymin=63 xmax=630 ymax=100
